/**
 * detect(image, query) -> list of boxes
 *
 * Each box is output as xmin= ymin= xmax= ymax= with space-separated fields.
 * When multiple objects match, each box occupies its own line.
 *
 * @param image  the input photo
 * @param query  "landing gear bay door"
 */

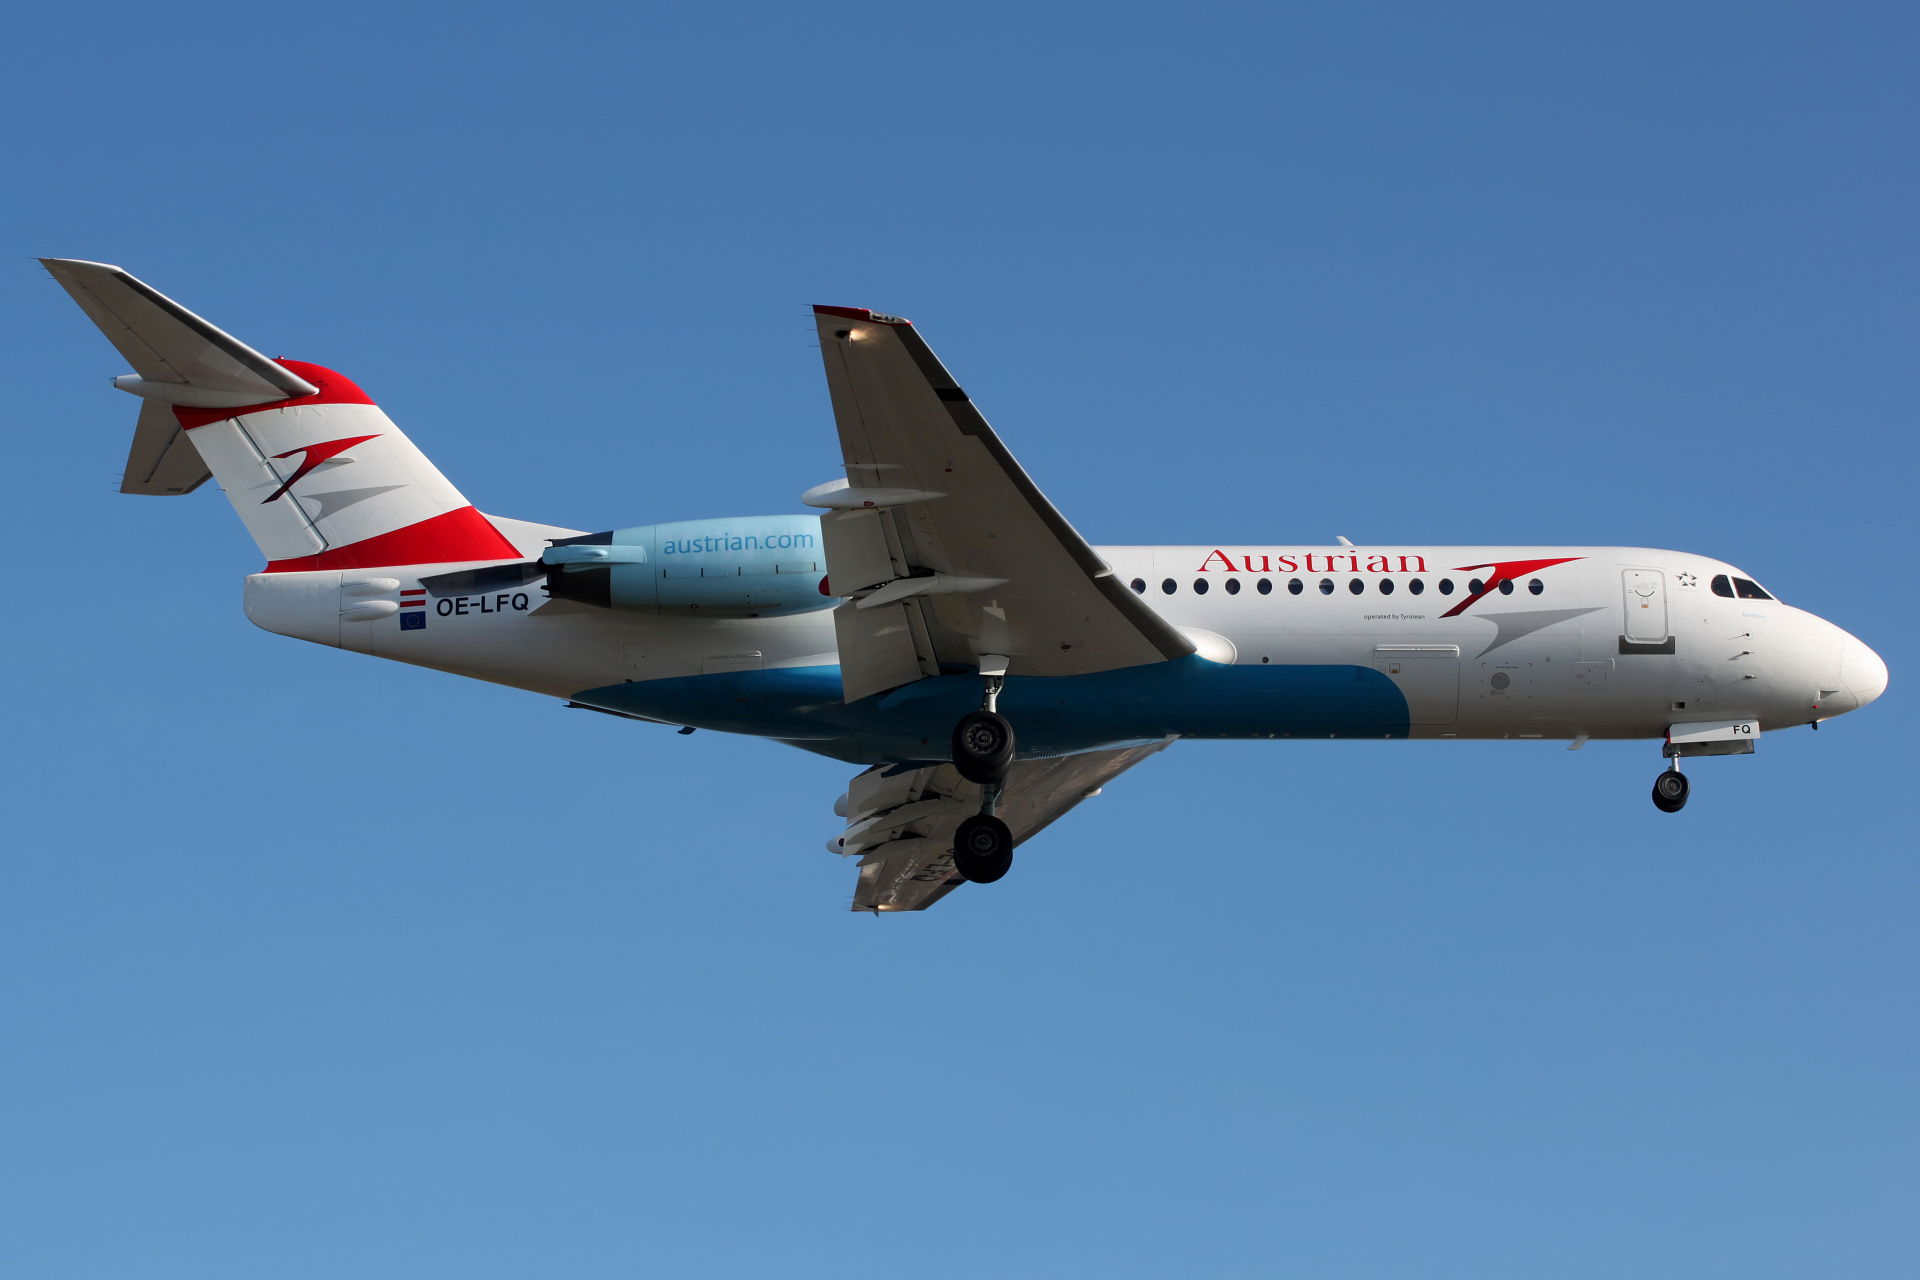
xmin=808 ymin=306 xmax=1194 ymax=703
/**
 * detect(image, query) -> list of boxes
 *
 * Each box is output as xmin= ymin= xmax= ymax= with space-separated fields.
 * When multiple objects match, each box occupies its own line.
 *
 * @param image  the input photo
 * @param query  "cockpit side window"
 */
xmin=1710 ymin=574 xmax=1735 ymax=598
xmin=1733 ymin=577 xmax=1773 ymax=601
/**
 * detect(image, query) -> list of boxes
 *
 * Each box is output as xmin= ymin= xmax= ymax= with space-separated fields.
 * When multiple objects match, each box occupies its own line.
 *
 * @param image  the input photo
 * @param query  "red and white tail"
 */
xmin=43 ymin=259 xmax=524 ymax=572
xmin=172 ymin=361 xmax=520 ymax=570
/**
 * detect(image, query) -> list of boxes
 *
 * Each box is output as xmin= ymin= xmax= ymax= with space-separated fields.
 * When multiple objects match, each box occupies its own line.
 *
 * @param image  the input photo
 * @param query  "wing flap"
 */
xmin=810 ymin=307 xmax=1191 ymax=704
xmin=840 ymin=738 xmax=1174 ymax=912
xmin=833 ymin=600 xmax=933 ymax=702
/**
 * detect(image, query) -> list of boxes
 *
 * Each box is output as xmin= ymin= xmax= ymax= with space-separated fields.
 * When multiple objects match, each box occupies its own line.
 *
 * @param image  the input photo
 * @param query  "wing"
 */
xmin=808 ymin=306 xmax=1193 ymax=702
xmin=832 ymin=739 xmax=1174 ymax=912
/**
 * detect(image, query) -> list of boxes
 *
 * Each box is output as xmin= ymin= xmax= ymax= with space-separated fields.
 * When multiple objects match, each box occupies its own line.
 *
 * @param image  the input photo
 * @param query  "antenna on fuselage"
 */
xmin=1336 ymin=535 xmax=1355 ymax=547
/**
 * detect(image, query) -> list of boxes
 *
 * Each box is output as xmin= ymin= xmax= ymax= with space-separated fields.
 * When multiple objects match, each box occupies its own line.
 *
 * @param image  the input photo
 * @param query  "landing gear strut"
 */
xmin=952 ymin=662 xmax=1016 ymax=882
xmin=1652 ymin=764 xmax=1690 ymax=813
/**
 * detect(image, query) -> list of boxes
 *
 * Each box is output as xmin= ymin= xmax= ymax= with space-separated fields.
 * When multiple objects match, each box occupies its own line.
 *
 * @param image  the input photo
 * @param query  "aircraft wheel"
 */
xmin=1652 ymin=770 xmax=1690 ymax=813
xmin=952 ymin=710 xmax=1015 ymax=783
xmin=953 ymin=813 xmax=1014 ymax=883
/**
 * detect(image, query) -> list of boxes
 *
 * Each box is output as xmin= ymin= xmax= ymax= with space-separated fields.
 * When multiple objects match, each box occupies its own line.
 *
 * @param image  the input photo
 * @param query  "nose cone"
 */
xmin=1840 ymin=633 xmax=1889 ymax=711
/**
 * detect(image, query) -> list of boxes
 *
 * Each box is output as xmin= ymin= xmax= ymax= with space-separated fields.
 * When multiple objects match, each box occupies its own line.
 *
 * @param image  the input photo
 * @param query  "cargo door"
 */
xmin=1373 ymin=644 xmax=1460 ymax=724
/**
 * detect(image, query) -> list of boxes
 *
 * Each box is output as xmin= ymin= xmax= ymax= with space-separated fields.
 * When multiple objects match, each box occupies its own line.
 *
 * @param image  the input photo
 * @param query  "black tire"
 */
xmin=951 ymin=710 xmax=1015 ymax=783
xmin=952 ymin=813 xmax=1014 ymax=883
xmin=1652 ymin=770 xmax=1690 ymax=813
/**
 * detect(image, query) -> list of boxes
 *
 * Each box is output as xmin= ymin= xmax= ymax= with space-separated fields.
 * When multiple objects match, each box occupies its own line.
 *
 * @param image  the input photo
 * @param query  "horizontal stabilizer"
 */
xmin=40 ymin=258 xmax=317 ymax=404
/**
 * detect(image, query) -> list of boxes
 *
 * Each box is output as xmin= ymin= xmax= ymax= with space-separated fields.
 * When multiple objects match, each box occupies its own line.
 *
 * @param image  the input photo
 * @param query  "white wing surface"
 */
xmin=835 ymin=739 xmax=1174 ymax=912
xmin=809 ymin=307 xmax=1192 ymax=702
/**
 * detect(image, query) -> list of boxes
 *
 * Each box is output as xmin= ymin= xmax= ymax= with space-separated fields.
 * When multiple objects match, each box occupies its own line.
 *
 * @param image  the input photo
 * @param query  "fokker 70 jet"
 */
xmin=44 ymin=260 xmax=1889 ymax=910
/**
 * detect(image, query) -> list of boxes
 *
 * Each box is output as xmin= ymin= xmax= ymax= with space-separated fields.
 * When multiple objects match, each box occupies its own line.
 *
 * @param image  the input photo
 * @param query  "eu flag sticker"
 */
xmin=400 ymin=612 xmax=426 ymax=631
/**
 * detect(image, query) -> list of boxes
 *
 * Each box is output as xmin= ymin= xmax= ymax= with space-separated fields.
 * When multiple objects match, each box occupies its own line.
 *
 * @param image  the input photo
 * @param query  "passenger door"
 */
xmin=1622 ymin=570 xmax=1669 ymax=645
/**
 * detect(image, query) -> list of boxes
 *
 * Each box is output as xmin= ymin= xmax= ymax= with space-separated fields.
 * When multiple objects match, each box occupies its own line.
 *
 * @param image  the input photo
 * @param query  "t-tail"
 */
xmin=42 ymin=258 xmax=524 ymax=572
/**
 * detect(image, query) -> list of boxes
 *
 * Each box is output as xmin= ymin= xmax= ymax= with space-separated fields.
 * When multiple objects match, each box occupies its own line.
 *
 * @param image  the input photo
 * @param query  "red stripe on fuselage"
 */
xmin=263 ymin=507 xmax=522 ymax=573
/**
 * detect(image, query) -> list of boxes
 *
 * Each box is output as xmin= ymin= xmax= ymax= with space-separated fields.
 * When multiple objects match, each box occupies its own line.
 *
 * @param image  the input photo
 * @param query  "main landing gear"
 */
xmin=951 ymin=665 xmax=1015 ymax=883
xmin=1652 ymin=763 xmax=1690 ymax=813
xmin=953 ymin=813 xmax=1014 ymax=883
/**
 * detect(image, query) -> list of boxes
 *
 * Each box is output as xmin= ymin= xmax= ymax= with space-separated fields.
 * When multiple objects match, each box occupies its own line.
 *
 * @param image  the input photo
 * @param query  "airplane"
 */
xmin=43 ymin=259 xmax=1889 ymax=912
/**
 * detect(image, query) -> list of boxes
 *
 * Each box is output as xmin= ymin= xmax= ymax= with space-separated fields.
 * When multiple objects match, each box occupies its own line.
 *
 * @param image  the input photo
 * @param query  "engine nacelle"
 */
xmin=541 ymin=515 xmax=837 ymax=616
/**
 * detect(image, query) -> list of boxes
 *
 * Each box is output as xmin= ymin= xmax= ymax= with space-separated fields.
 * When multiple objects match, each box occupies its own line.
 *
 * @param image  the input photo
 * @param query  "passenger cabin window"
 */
xmin=1130 ymin=578 xmax=1146 ymax=594
xmin=1497 ymin=578 xmax=1514 ymax=595
xmin=1438 ymin=578 xmax=1454 ymax=595
xmin=1225 ymin=578 xmax=1241 ymax=595
xmin=1288 ymin=578 xmax=1303 ymax=595
xmin=1258 ymin=578 xmax=1273 ymax=595
xmin=1378 ymin=578 xmax=1395 ymax=595
xmin=1193 ymin=578 xmax=1209 ymax=594
xmin=1319 ymin=578 xmax=1334 ymax=595
xmin=1348 ymin=578 xmax=1364 ymax=595
xmin=1161 ymin=578 xmax=1177 ymax=594
xmin=1409 ymin=578 xmax=1425 ymax=595
xmin=1528 ymin=578 xmax=1543 ymax=595
xmin=1469 ymin=578 xmax=1485 ymax=595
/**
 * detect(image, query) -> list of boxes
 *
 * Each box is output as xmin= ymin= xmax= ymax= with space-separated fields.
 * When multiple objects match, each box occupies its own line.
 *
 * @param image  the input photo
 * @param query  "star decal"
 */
xmin=1676 ymin=572 xmax=1698 ymax=588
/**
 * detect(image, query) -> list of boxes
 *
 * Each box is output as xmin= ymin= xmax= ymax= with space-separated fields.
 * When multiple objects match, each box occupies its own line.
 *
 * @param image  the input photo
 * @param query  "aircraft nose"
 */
xmin=1840 ymin=633 xmax=1889 ymax=710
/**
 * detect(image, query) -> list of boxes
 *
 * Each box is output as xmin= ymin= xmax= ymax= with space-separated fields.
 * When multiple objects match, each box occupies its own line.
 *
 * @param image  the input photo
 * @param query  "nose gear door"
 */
xmin=1622 ymin=570 xmax=1669 ymax=645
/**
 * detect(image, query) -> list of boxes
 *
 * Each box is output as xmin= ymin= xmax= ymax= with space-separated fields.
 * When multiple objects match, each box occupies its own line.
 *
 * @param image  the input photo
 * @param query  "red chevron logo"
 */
xmin=262 ymin=434 xmax=381 ymax=504
xmin=1439 ymin=557 xmax=1584 ymax=617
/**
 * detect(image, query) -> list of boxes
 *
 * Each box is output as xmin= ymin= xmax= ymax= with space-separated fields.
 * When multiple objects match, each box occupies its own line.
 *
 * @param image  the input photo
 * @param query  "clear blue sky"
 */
xmin=3 ymin=3 xmax=1914 ymax=1276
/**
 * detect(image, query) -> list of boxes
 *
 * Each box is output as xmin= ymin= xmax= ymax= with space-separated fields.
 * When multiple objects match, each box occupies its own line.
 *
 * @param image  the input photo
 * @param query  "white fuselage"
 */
xmin=246 ymin=537 xmax=1887 ymax=747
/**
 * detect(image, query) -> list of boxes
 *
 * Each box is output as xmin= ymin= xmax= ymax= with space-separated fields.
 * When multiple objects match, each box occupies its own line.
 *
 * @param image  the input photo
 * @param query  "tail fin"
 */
xmin=44 ymin=259 xmax=520 ymax=571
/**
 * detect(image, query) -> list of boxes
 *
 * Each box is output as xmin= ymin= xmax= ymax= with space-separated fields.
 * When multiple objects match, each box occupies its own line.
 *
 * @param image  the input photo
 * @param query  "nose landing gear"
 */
xmin=1652 ymin=765 xmax=1690 ymax=813
xmin=952 ymin=663 xmax=1017 ymax=882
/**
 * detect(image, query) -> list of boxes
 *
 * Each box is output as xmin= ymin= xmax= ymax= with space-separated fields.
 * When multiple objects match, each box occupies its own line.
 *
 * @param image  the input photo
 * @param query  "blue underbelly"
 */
xmin=573 ymin=657 xmax=1411 ymax=763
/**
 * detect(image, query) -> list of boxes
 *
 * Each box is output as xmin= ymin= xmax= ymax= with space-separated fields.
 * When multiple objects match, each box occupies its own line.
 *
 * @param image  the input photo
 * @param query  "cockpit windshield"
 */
xmin=1710 ymin=573 xmax=1774 ymax=601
